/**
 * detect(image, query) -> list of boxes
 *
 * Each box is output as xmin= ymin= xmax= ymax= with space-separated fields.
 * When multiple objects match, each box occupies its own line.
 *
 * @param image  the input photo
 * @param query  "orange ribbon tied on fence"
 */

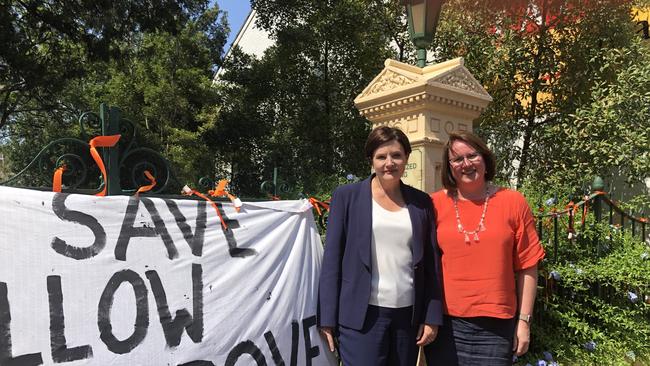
xmin=52 ymin=165 xmax=67 ymax=193
xmin=208 ymin=179 xmax=242 ymax=213
xmin=565 ymin=201 xmax=577 ymax=239
xmin=308 ymin=197 xmax=330 ymax=216
xmin=182 ymin=185 xmax=229 ymax=230
xmin=89 ymin=134 xmax=121 ymax=197
xmin=135 ymin=170 xmax=156 ymax=196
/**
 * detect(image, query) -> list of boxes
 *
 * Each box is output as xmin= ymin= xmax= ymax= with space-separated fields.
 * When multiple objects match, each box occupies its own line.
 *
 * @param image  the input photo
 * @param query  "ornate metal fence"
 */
xmin=0 ymin=103 xmax=330 ymax=230
xmin=535 ymin=176 xmax=648 ymax=263
xmin=0 ymin=103 xmax=171 ymax=195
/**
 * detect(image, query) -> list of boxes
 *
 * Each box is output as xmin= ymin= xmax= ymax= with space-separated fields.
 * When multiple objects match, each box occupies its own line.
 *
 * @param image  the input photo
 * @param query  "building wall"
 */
xmin=213 ymin=10 xmax=274 ymax=81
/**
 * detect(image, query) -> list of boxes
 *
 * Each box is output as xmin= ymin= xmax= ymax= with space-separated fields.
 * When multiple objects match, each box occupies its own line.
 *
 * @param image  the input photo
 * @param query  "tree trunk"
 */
xmin=515 ymin=0 xmax=549 ymax=189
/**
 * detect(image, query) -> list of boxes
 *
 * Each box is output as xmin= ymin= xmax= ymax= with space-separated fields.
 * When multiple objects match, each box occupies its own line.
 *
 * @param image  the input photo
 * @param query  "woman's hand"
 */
xmin=319 ymin=326 xmax=336 ymax=352
xmin=512 ymin=320 xmax=530 ymax=356
xmin=416 ymin=324 xmax=439 ymax=346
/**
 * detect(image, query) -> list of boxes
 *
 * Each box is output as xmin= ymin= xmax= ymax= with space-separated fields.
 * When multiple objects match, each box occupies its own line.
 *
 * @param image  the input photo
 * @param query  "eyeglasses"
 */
xmin=449 ymin=152 xmax=481 ymax=166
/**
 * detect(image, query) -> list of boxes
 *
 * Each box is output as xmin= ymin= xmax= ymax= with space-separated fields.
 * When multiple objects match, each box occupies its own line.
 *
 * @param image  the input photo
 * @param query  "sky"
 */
xmin=214 ymin=0 xmax=253 ymax=53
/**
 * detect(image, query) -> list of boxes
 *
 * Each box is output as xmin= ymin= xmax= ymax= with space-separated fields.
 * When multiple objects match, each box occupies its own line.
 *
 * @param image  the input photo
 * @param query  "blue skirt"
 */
xmin=424 ymin=315 xmax=516 ymax=366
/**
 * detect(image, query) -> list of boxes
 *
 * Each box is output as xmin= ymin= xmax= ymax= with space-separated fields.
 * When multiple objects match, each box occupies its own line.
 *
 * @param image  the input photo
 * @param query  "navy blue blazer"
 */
xmin=318 ymin=175 xmax=443 ymax=331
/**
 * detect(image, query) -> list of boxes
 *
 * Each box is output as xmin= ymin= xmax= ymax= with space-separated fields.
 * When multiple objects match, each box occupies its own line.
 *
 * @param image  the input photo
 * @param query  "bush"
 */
xmin=519 ymin=187 xmax=650 ymax=365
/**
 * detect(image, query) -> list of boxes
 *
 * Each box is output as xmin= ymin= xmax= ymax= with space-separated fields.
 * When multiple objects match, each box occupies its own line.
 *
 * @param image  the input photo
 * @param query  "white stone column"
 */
xmin=354 ymin=58 xmax=492 ymax=193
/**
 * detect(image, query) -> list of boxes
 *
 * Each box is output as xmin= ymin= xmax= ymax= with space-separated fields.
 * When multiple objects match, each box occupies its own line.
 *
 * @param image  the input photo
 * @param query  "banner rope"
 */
xmin=182 ymin=185 xmax=229 ymax=230
xmin=308 ymin=197 xmax=330 ymax=216
xmin=566 ymin=201 xmax=576 ymax=239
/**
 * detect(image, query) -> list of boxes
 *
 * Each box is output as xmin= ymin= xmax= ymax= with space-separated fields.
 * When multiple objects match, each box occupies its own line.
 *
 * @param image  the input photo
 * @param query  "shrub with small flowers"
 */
xmin=515 ymin=185 xmax=650 ymax=365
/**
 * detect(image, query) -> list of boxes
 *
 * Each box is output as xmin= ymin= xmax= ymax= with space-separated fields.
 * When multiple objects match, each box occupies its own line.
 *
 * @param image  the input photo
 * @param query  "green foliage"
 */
xmin=0 ymin=0 xmax=210 ymax=130
xmin=214 ymin=0 xmax=408 ymax=196
xmin=2 ymin=2 xmax=228 ymax=191
xmin=518 ymin=184 xmax=650 ymax=365
xmin=434 ymin=0 xmax=647 ymax=192
xmin=545 ymin=43 xmax=650 ymax=189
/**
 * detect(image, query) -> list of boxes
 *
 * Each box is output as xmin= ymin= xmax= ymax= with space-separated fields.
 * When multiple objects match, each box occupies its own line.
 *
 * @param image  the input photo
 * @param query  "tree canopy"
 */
xmin=433 ymin=0 xmax=648 ymax=191
xmin=1 ymin=0 xmax=229 ymax=190
xmin=0 ymin=0 xmax=217 ymax=130
xmin=219 ymin=0 xmax=649 ymax=196
xmin=2 ymin=0 xmax=648 ymax=198
xmin=215 ymin=0 xmax=407 ymax=196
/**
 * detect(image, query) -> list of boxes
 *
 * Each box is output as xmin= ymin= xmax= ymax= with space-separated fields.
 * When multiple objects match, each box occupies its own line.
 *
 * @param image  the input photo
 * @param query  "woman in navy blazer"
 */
xmin=318 ymin=127 xmax=443 ymax=366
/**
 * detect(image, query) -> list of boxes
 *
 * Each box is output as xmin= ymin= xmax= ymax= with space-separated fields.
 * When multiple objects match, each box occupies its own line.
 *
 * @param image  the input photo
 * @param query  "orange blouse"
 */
xmin=430 ymin=188 xmax=545 ymax=319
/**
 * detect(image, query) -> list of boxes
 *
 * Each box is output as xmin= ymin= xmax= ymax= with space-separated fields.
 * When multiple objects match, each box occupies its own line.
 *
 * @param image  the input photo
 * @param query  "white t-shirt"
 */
xmin=368 ymin=199 xmax=414 ymax=308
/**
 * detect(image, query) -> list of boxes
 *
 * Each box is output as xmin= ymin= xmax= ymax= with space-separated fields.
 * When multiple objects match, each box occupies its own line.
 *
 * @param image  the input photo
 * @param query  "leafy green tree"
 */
xmin=0 ymin=0 xmax=211 ymax=131
xmin=3 ymin=2 xmax=229 ymax=190
xmin=215 ymin=0 xmax=406 ymax=196
xmin=433 ymin=0 xmax=643 ymax=190
xmin=0 ymin=145 xmax=9 ymax=181
xmin=208 ymin=47 xmax=276 ymax=196
xmin=545 ymin=42 xmax=650 ymax=190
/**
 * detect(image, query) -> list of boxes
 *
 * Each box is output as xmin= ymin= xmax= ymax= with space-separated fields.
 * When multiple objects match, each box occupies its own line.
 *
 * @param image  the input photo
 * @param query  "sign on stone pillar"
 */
xmin=354 ymin=57 xmax=492 ymax=193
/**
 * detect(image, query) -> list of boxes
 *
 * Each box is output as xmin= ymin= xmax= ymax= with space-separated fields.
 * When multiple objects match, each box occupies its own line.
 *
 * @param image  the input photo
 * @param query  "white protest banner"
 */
xmin=0 ymin=186 xmax=337 ymax=366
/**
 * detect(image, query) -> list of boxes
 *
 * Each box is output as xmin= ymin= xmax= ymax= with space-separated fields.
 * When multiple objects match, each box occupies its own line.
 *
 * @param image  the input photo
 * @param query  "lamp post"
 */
xmin=403 ymin=0 xmax=444 ymax=68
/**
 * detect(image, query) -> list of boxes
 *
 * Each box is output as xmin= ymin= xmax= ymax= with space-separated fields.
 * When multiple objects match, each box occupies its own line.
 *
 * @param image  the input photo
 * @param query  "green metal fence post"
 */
xmin=260 ymin=166 xmax=294 ymax=198
xmin=100 ymin=103 xmax=122 ymax=195
xmin=591 ymin=176 xmax=604 ymax=298
xmin=592 ymin=176 xmax=604 ymax=223
xmin=272 ymin=167 xmax=278 ymax=197
xmin=553 ymin=214 xmax=558 ymax=262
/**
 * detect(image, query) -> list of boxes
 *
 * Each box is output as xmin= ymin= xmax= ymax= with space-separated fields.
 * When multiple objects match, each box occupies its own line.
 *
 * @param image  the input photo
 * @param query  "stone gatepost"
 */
xmin=354 ymin=57 xmax=492 ymax=193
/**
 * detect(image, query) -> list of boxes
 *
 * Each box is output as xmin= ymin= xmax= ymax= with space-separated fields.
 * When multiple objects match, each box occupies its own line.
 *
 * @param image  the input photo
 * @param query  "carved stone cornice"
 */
xmin=361 ymin=70 xmax=417 ymax=97
xmin=431 ymin=68 xmax=490 ymax=97
xmin=358 ymin=92 xmax=487 ymax=120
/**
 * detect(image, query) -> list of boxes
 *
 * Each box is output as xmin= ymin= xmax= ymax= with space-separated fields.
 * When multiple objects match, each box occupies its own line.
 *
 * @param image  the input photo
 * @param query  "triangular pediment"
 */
xmin=354 ymin=58 xmax=492 ymax=111
xmin=359 ymin=69 xmax=418 ymax=98
xmin=427 ymin=67 xmax=490 ymax=97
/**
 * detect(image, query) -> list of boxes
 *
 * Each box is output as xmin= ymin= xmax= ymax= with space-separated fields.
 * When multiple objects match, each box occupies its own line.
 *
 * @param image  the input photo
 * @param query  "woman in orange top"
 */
xmin=424 ymin=131 xmax=545 ymax=365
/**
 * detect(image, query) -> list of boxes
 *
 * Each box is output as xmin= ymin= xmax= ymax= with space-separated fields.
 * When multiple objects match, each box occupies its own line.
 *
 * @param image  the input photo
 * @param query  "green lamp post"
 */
xmin=403 ymin=0 xmax=444 ymax=67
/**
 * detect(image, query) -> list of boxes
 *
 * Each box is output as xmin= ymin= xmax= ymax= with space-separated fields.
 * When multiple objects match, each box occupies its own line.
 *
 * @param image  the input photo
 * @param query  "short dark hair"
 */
xmin=441 ymin=131 xmax=496 ymax=190
xmin=364 ymin=126 xmax=412 ymax=161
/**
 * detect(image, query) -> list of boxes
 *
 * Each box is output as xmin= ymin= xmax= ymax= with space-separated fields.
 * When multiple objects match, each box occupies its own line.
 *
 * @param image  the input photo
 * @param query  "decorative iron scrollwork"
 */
xmin=0 ymin=137 xmax=92 ymax=190
xmin=0 ymin=103 xmax=172 ymax=195
xmin=260 ymin=167 xmax=292 ymax=198
xmin=120 ymin=147 xmax=170 ymax=194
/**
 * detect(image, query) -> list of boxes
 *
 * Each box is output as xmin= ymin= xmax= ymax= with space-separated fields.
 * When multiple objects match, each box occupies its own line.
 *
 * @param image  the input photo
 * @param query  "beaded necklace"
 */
xmin=452 ymin=186 xmax=490 ymax=244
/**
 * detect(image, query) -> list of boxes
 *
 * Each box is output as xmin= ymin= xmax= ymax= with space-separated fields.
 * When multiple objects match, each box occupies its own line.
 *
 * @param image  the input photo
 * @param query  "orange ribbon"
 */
xmin=135 ymin=170 xmax=156 ymax=196
xmin=209 ymin=179 xmax=241 ymax=212
xmin=182 ymin=186 xmax=228 ymax=230
xmin=52 ymin=165 xmax=67 ymax=193
xmin=564 ymin=201 xmax=576 ymax=236
xmin=308 ymin=197 xmax=330 ymax=216
xmin=89 ymin=135 xmax=121 ymax=196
